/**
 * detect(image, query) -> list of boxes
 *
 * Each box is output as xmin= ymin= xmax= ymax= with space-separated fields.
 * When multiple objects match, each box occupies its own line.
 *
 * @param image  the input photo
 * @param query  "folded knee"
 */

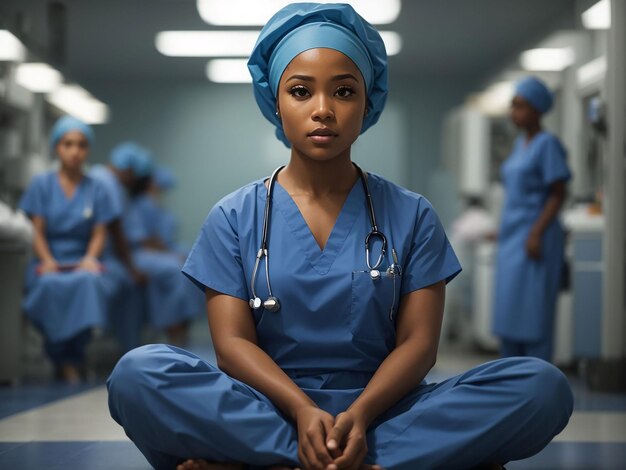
xmin=107 ymin=344 xmax=169 ymax=396
xmin=521 ymin=358 xmax=573 ymax=420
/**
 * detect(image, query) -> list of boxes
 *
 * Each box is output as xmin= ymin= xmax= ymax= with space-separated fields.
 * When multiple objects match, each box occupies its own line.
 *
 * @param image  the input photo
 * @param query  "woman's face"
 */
xmin=510 ymin=95 xmax=540 ymax=129
xmin=56 ymin=131 xmax=89 ymax=171
xmin=277 ymin=47 xmax=367 ymax=161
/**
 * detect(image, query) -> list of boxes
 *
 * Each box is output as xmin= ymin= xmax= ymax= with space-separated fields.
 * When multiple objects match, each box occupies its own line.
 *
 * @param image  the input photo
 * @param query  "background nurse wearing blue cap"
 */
xmin=492 ymin=77 xmax=571 ymax=362
xmin=108 ymin=5 xmax=572 ymax=469
xmin=123 ymin=155 xmax=200 ymax=345
xmin=20 ymin=116 xmax=117 ymax=383
xmin=89 ymin=142 xmax=152 ymax=352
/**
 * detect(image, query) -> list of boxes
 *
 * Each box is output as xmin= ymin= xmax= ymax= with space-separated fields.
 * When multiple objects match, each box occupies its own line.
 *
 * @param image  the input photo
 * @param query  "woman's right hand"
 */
xmin=295 ymin=405 xmax=338 ymax=470
xmin=37 ymin=259 xmax=58 ymax=275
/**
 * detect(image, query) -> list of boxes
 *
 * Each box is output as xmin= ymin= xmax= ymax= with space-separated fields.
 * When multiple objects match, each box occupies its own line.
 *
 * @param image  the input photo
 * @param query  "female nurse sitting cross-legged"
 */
xmin=107 ymin=4 xmax=573 ymax=469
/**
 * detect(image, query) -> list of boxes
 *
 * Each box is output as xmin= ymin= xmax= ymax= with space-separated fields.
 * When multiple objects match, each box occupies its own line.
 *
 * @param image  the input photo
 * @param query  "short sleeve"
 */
xmin=182 ymin=204 xmax=248 ymax=300
xmin=93 ymin=181 xmax=118 ymax=224
xmin=19 ymin=174 xmax=47 ymax=217
xmin=540 ymin=136 xmax=571 ymax=186
xmin=400 ymin=199 xmax=462 ymax=295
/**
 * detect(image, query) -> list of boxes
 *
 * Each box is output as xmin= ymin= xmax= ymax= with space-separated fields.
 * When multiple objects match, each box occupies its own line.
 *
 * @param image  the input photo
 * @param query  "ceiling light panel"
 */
xmin=47 ymin=85 xmax=110 ymax=124
xmin=0 ymin=30 xmax=26 ymax=61
xmin=15 ymin=63 xmax=63 ymax=93
xmin=157 ymin=30 xmax=401 ymax=57
xmin=520 ymin=48 xmax=575 ymax=72
xmin=206 ymin=59 xmax=252 ymax=83
xmin=156 ymin=31 xmax=260 ymax=57
xmin=582 ymin=0 xmax=611 ymax=30
xmin=197 ymin=0 xmax=401 ymax=25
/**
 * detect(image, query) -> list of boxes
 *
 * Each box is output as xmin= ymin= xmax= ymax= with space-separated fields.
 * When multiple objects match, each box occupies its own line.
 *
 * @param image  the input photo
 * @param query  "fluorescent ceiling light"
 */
xmin=577 ymin=56 xmax=607 ymax=89
xmin=156 ymin=31 xmax=259 ymax=57
xmin=207 ymin=59 xmax=252 ymax=83
xmin=157 ymin=30 xmax=401 ymax=57
xmin=582 ymin=0 xmax=611 ymax=30
xmin=197 ymin=0 xmax=401 ymax=25
xmin=380 ymin=31 xmax=402 ymax=56
xmin=15 ymin=63 xmax=63 ymax=93
xmin=0 ymin=30 xmax=26 ymax=61
xmin=47 ymin=85 xmax=110 ymax=124
xmin=520 ymin=48 xmax=575 ymax=72
xmin=473 ymin=81 xmax=515 ymax=116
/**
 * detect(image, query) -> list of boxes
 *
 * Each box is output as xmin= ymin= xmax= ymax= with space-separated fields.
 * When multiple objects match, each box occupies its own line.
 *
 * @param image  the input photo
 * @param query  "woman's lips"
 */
xmin=308 ymin=128 xmax=337 ymax=143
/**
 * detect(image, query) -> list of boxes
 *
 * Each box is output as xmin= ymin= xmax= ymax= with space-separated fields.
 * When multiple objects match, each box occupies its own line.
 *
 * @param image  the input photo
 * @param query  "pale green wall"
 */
xmin=85 ymin=78 xmax=466 ymax=245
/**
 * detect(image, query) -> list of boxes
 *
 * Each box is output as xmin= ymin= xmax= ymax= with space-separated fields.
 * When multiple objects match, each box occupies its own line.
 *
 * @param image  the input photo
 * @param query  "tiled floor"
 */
xmin=1 ymin=339 xmax=625 ymax=469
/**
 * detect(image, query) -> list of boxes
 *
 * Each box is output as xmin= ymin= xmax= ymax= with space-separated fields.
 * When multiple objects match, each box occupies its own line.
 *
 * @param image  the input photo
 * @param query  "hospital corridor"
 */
xmin=0 ymin=1 xmax=625 ymax=469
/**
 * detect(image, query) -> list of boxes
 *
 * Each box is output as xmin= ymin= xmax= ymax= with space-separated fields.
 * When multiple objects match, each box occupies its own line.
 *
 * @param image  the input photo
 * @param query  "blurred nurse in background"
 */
xmin=493 ymin=77 xmax=571 ymax=362
xmin=150 ymin=166 xmax=181 ymax=254
xmin=123 ymin=152 xmax=199 ymax=345
xmin=90 ymin=143 xmax=150 ymax=352
xmin=20 ymin=116 xmax=117 ymax=383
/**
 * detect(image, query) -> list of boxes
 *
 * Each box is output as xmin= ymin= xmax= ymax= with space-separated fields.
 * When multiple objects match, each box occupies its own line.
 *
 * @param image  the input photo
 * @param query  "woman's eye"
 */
xmin=335 ymin=86 xmax=355 ymax=98
xmin=289 ymin=86 xmax=310 ymax=98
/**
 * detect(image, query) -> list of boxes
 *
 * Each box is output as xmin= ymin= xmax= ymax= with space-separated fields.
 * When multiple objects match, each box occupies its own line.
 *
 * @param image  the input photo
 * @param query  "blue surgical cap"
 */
xmin=50 ymin=116 xmax=94 ymax=150
xmin=515 ymin=76 xmax=554 ymax=114
xmin=109 ymin=142 xmax=153 ymax=177
xmin=248 ymin=3 xmax=388 ymax=147
xmin=153 ymin=166 xmax=176 ymax=190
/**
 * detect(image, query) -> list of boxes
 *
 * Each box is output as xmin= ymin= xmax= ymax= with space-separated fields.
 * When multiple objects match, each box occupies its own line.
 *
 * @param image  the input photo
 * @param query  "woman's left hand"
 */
xmin=77 ymin=256 xmax=102 ymax=273
xmin=525 ymin=231 xmax=542 ymax=260
xmin=325 ymin=411 xmax=375 ymax=470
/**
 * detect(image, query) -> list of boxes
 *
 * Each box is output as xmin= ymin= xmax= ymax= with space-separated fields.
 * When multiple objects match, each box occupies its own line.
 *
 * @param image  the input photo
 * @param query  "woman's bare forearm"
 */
xmin=530 ymin=181 xmax=566 ymax=236
xmin=85 ymin=224 xmax=106 ymax=259
xmin=32 ymin=217 xmax=55 ymax=263
xmin=347 ymin=338 xmax=435 ymax=427
xmin=216 ymin=337 xmax=317 ymax=421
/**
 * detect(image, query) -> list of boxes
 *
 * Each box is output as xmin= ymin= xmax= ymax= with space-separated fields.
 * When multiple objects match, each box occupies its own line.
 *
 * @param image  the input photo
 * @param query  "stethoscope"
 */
xmin=249 ymin=163 xmax=401 ymax=315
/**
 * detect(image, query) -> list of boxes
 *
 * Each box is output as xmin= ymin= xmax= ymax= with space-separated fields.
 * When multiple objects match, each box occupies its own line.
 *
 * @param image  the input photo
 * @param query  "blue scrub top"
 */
xmin=20 ymin=170 xmax=116 ymax=262
xmin=123 ymin=194 xmax=162 ymax=247
xmin=499 ymin=131 xmax=571 ymax=237
xmin=183 ymin=173 xmax=460 ymax=378
xmin=89 ymin=164 xmax=126 ymax=219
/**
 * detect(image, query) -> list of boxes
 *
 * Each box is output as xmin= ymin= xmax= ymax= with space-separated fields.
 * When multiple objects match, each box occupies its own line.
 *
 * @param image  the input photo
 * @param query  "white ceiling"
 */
xmin=1 ymin=0 xmax=577 ymax=84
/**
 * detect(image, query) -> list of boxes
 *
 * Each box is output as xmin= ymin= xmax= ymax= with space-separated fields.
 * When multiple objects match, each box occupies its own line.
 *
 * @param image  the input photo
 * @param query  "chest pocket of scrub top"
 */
xmin=350 ymin=270 xmax=399 ymax=340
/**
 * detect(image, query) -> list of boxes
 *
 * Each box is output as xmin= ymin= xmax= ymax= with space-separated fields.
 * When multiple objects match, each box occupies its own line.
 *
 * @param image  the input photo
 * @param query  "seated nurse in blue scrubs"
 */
xmin=107 ymin=4 xmax=573 ymax=469
xmin=21 ymin=116 xmax=117 ymax=383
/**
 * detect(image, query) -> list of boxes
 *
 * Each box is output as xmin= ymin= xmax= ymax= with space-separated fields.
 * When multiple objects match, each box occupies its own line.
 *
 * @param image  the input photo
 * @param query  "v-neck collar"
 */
xmin=272 ymin=178 xmax=365 ymax=275
xmin=55 ymin=171 xmax=85 ymax=202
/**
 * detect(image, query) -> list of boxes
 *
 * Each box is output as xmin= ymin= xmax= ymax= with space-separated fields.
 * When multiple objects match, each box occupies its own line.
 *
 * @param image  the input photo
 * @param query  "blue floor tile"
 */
xmin=0 ymin=442 xmax=149 ymax=469
xmin=0 ymin=382 xmax=99 ymax=419
xmin=508 ymin=442 xmax=626 ymax=469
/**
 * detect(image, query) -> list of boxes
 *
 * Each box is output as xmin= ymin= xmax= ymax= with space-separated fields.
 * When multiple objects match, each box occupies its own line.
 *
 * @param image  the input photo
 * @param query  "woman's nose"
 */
xmin=311 ymin=95 xmax=334 ymax=121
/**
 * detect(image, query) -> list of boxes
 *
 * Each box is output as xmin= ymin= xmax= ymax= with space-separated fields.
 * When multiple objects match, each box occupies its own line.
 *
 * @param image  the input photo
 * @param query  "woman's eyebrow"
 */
xmin=286 ymin=74 xmax=314 ymax=82
xmin=332 ymin=73 xmax=359 ymax=82
xmin=285 ymin=73 xmax=359 ymax=83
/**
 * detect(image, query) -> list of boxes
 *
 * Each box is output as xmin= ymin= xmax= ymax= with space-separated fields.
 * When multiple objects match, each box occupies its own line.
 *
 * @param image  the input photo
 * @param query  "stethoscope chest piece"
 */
xmin=370 ymin=269 xmax=381 ymax=281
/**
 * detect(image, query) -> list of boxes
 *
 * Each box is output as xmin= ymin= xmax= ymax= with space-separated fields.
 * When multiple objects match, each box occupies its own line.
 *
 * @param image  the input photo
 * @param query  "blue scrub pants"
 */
xmin=108 ymin=345 xmax=573 ymax=469
xmin=45 ymin=329 xmax=92 ymax=367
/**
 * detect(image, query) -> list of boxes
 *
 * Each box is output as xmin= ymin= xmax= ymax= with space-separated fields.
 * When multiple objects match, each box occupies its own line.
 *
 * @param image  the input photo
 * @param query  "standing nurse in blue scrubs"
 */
xmin=108 ymin=5 xmax=572 ymax=469
xmin=21 ymin=116 xmax=117 ymax=383
xmin=492 ymin=77 xmax=571 ymax=362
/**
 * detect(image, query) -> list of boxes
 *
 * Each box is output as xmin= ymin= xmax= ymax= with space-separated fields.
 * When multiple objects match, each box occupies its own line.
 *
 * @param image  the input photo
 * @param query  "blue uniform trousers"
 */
xmin=108 ymin=345 xmax=573 ymax=469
